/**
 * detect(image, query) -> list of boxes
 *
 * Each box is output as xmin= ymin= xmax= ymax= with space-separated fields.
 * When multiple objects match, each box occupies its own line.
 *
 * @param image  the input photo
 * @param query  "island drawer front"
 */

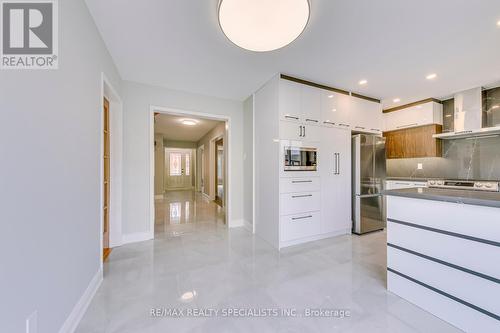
xmin=387 ymin=196 xmax=500 ymax=243
xmin=387 ymin=221 xmax=500 ymax=279
xmin=387 ymin=270 xmax=500 ymax=333
xmin=280 ymin=177 xmax=321 ymax=194
xmin=280 ymin=192 xmax=321 ymax=216
xmin=388 ymin=246 xmax=500 ymax=317
xmin=280 ymin=211 xmax=321 ymax=242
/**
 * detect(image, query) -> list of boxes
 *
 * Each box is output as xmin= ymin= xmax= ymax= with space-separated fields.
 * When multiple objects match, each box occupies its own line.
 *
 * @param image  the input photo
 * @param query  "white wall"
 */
xmin=121 ymin=81 xmax=244 ymax=235
xmin=0 ymin=1 xmax=122 ymax=332
xmin=243 ymin=95 xmax=254 ymax=229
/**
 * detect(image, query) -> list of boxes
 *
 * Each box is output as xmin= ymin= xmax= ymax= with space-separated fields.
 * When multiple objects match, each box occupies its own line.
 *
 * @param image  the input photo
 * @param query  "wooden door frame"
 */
xmin=149 ymin=106 xmax=232 ymax=235
xmin=99 ymin=73 xmax=123 ymax=268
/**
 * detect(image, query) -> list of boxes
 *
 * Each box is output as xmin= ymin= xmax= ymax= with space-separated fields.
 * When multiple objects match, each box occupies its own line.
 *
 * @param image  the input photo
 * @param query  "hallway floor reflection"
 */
xmin=155 ymin=190 xmax=225 ymax=236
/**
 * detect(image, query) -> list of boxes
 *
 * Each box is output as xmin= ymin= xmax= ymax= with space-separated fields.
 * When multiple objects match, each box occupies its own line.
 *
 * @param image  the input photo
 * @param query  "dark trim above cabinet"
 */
xmin=383 ymin=98 xmax=442 ymax=113
xmin=383 ymin=124 xmax=443 ymax=159
xmin=280 ymin=74 xmax=381 ymax=103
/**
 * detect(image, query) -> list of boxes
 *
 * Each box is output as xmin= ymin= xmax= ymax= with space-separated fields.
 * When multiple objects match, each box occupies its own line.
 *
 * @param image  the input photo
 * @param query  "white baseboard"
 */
xmin=58 ymin=268 xmax=103 ymax=333
xmin=229 ymin=219 xmax=245 ymax=228
xmin=279 ymin=228 xmax=351 ymax=249
xmin=122 ymin=231 xmax=153 ymax=245
xmin=242 ymin=219 xmax=253 ymax=233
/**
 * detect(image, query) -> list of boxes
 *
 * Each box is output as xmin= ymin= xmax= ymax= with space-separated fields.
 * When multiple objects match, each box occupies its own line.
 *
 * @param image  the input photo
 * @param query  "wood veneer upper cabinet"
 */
xmin=383 ymin=124 xmax=442 ymax=159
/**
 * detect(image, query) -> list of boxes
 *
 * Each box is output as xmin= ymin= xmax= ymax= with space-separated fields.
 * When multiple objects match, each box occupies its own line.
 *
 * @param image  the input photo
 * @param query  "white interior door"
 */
xmin=165 ymin=149 xmax=193 ymax=190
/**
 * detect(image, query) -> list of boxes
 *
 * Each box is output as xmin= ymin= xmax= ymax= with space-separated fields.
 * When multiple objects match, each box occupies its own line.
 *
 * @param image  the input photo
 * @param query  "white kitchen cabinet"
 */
xmin=280 ymin=191 xmax=321 ymax=216
xmin=384 ymin=101 xmax=443 ymax=132
xmin=279 ymin=79 xmax=322 ymax=124
xmin=320 ymin=90 xmax=351 ymax=129
xmin=301 ymin=85 xmax=322 ymax=124
xmin=319 ymin=126 xmax=352 ymax=234
xmin=350 ymin=96 xmax=383 ymax=134
xmin=279 ymin=79 xmax=302 ymax=122
xmin=279 ymin=120 xmax=320 ymax=142
xmin=280 ymin=177 xmax=321 ymax=194
xmin=280 ymin=211 xmax=321 ymax=242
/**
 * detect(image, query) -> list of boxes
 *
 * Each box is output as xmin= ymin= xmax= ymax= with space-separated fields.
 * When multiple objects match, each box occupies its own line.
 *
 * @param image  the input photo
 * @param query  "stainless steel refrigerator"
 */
xmin=352 ymin=134 xmax=386 ymax=234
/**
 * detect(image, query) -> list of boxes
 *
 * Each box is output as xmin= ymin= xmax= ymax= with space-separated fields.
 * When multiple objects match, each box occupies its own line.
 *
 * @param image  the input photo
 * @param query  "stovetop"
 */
xmin=427 ymin=179 xmax=500 ymax=192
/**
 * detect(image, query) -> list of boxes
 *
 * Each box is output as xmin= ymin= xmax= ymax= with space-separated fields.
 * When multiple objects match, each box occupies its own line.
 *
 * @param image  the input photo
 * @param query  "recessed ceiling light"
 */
xmin=393 ymin=98 xmax=401 ymax=103
xmin=497 ymin=20 xmax=500 ymax=27
xmin=492 ymin=105 xmax=500 ymax=109
xmin=328 ymin=94 xmax=334 ymax=98
xmin=426 ymin=73 xmax=437 ymax=80
xmin=331 ymin=109 xmax=337 ymax=112
xmin=181 ymin=119 xmax=198 ymax=126
xmin=359 ymin=79 xmax=368 ymax=85
xmin=180 ymin=290 xmax=197 ymax=302
xmin=218 ymin=0 xmax=310 ymax=52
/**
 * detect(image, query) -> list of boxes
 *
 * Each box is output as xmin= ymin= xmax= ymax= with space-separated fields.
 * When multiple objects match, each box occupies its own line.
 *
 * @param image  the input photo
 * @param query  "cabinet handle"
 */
xmin=292 ymin=194 xmax=313 ymax=198
xmin=292 ymin=180 xmax=313 ymax=183
xmin=355 ymin=126 xmax=366 ymax=129
xmin=303 ymin=126 xmax=306 ymax=137
xmin=371 ymin=128 xmax=381 ymax=131
xmin=337 ymin=153 xmax=340 ymax=175
xmin=338 ymin=123 xmax=350 ymax=127
xmin=291 ymin=215 xmax=313 ymax=221
xmin=305 ymin=119 xmax=319 ymax=123
xmin=285 ymin=115 xmax=299 ymax=120
xmin=323 ymin=121 xmax=335 ymax=125
xmin=396 ymin=123 xmax=418 ymax=129
xmin=333 ymin=153 xmax=338 ymax=174
xmin=298 ymin=125 xmax=303 ymax=137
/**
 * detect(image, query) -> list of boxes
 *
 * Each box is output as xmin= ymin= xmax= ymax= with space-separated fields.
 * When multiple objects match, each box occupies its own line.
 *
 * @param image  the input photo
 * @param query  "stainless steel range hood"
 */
xmin=433 ymin=87 xmax=500 ymax=139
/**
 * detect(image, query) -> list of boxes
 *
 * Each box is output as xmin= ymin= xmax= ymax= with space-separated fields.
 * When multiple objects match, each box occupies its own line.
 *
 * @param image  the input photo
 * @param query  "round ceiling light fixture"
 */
xmin=218 ymin=0 xmax=310 ymax=52
xmin=181 ymin=119 xmax=198 ymax=126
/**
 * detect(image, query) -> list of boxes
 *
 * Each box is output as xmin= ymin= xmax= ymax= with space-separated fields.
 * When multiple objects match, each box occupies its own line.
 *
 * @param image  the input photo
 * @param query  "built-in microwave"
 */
xmin=284 ymin=146 xmax=318 ymax=171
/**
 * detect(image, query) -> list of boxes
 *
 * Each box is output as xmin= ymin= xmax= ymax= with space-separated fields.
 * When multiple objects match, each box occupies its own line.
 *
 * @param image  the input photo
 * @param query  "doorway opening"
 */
xmin=152 ymin=110 xmax=229 ymax=236
xmin=214 ymin=137 xmax=224 ymax=207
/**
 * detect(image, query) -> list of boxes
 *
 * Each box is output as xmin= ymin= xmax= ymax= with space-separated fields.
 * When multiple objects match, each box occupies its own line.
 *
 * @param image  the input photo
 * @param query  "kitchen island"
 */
xmin=384 ymin=187 xmax=500 ymax=332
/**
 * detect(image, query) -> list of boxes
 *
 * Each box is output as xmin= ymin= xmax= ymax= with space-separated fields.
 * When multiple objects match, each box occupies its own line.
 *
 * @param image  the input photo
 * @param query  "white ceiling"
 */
xmin=85 ymin=0 xmax=500 ymax=108
xmin=154 ymin=114 xmax=222 ymax=142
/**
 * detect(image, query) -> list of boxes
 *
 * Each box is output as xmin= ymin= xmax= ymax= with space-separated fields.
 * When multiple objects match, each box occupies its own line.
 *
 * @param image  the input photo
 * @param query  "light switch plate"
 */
xmin=417 ymin=163 xmax=423 ymax=170
xmin=26 ymin=311 xmax=37 ymax=333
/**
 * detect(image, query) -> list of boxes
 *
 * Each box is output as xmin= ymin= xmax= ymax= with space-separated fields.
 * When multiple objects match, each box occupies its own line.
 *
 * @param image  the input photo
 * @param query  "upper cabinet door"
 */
xmin=350 ymin=96 xmax=383 ymax=133
xmin=279 ymin=79 xmax=302 ymax=122
xmin=383 ymin=102 xmax=443 ymax=132
xmin=321 ymin=90 xmax=351 ymax=128
xmin=301 ymin=85 xmax=321 ymax=125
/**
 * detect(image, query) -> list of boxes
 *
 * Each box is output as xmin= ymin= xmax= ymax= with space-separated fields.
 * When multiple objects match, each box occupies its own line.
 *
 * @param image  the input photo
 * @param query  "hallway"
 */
xmin=76 ymin=191 xmax=458 ymax=333
xmin=154 ymin=190 xmax=226 ymax=235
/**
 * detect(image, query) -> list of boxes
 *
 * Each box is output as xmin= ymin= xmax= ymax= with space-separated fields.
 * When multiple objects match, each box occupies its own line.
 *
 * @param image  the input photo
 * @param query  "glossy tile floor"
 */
xmin=77 ymin=190 xmax=460 ymax=333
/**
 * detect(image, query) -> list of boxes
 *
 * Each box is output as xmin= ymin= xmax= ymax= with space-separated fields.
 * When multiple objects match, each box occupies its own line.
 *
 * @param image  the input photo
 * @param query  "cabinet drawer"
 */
xmin=280 ymin=191 xmax=321 ymax=215
xmin=281 ymin=211 xmax=321 ymax=242
xmin=280 ymin=177 xmax=321 ymax=193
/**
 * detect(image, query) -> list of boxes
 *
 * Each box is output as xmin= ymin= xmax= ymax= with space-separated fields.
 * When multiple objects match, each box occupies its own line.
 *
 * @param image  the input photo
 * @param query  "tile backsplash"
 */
xmin=387 ymin=135 xmax=500 ymax=181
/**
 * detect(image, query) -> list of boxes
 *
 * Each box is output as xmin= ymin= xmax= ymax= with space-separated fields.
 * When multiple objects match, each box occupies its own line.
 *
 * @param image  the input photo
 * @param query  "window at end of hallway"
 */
xmin=185 ymin=153 xmax=190 ymax=176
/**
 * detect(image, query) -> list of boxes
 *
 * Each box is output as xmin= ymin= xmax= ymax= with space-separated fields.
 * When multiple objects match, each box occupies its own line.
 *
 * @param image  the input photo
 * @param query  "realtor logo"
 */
xmin=1 ymin=0 xmax=58 ymax=69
